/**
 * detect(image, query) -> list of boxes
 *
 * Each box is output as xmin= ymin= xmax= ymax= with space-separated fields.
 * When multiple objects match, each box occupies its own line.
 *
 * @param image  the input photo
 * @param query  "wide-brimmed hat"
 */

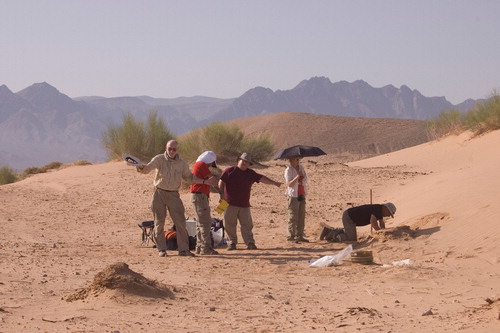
xmin=196 ymin=151 xmax=217 ymax=168
xmin=237 ymin=152 xmax=253 ymax=165
xmin=384 ymin=202 xmax=397 ymax=217
xmin=122 ymin=153 xmax=144 ymax=166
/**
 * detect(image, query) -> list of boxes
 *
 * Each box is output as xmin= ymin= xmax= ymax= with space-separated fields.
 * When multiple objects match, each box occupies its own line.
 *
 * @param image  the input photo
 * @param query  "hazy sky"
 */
xmin=2 ymin=0 xmax=499 ymax=104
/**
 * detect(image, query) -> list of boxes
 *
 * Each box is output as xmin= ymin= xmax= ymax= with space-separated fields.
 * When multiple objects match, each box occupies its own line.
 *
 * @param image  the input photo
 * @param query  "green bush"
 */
xmin=179 ymin=122 xmax=275 ymax=164
xmin=177 ymin=130 xmax=202 ymax=163
xmin=40 ymin=161 xmax=63 ymax=172
xmin=203 ymin=123 xmax=244 ymax=161
xmin=240 ymin=133 xmax=275 ymax=162
xmin=0 ymin=165 xmax=18 ymax=185
xmin=425 ymin=109 xmax=464 ymax=138
xmin=22 ymin=166 xmax=44 ymax=176
xmin=464 ymin=92 xmax=500 ymax=135
xmin=20 ymin=161 xmax=64 ymax=178
xmin=102 ymin=111 xmax=175 ymax=162
xmin=73 ymin=160 xmax=92 ymax=166
xmin=426 ymin=91 xmax=500 ymax=138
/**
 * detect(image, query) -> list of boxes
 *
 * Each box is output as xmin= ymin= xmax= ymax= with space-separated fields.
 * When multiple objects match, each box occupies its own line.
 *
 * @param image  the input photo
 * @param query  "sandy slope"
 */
xmin=351 ymin=130 xmax=500 ymax=257
xmin=0 ymin=131 xmax=498 ymax=332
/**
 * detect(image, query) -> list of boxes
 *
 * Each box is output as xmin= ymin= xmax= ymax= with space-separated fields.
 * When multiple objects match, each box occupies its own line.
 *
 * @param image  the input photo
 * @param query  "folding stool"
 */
xmin=138 ymin=220 xmax=155 ymax=247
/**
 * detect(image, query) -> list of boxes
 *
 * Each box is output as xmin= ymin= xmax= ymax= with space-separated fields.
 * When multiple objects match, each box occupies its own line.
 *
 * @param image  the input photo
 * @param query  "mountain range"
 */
xmin=0 ymin=77 xmax=478 ymax=171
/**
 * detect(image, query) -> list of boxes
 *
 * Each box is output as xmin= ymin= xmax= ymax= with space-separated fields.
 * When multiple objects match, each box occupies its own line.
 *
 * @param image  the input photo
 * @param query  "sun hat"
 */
xmin=237 ymin=152 xmax=253 ymax=165
xmin=122 ymin=153 xmax=144 ymax=166
xmin=384 ymin=202 xmax=396 ymax=217
xmin=196 ymin=151 xmax=217 ymax=168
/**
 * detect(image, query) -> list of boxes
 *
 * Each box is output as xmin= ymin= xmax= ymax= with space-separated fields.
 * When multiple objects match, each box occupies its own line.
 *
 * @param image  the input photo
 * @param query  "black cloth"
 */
xmin=347 ymin=204 xmax=384 ymax=226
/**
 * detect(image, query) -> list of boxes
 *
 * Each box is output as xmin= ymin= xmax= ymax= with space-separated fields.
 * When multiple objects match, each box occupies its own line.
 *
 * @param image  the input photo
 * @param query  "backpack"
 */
xmin=164 ymin=227 xmax=197 ymax=251
xmin=165 ymin=229 xmax=178 ymax=250
xmin=211 ymin=218 xmax=225 ymax=247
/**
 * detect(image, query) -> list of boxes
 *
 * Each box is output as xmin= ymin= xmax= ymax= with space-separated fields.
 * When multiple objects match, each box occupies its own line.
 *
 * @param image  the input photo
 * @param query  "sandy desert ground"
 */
xmin=1 ymin=130 xmax=499 ymax=332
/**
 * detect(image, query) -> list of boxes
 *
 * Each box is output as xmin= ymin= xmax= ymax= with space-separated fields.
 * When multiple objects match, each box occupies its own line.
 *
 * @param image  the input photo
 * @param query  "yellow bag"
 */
xmin=215 ymin=199 xmax=229 ymax=214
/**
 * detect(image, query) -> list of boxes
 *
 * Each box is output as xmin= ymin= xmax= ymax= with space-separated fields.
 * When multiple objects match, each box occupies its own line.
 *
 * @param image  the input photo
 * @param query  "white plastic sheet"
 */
xmin=382 ymin=259 xmax=413 ymax=267
xmin=309 ymin=244 xmax=353 ymax=268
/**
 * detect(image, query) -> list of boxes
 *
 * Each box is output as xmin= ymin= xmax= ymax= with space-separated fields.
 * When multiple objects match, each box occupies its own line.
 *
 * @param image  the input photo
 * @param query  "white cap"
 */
xmin=196 ymin=151 xmax=217 ymax=167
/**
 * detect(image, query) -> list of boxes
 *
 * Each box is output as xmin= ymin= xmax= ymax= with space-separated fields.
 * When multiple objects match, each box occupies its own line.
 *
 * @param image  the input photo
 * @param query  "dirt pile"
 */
xmin=362 ymin=225 xmax=417 ymax=242
xmin=66 ymin=262 xmax=173 ymax=302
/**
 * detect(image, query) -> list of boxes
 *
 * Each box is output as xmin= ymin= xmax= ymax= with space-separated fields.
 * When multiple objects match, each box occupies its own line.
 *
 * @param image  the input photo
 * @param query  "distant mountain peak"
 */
xmin=16 ymin=82 xmax=74 ymax=108
xmin=295 ymin=76 xmax=332 ymax=89
xmin=18 ymin=82 xmax=60 ymax=95
xmin=240 ymin=86 xmax=274 ymax=98
xmin=0 ymin=84 xmax=14 ymax=96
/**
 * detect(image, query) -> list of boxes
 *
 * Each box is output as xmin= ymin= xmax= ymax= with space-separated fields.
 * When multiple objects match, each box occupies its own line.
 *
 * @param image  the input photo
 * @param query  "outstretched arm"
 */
xmin=260 ymin=176 xmax=282 ymax=187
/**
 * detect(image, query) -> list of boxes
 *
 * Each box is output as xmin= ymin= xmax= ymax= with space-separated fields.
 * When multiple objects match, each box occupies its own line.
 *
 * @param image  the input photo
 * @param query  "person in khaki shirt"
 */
xmin=137 ymin=140 xmax=217 ymax=257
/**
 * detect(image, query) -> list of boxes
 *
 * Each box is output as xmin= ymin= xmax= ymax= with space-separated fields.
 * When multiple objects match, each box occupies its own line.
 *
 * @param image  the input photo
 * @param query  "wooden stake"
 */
xmin=370 ymin=189 xmax=373 ymax=233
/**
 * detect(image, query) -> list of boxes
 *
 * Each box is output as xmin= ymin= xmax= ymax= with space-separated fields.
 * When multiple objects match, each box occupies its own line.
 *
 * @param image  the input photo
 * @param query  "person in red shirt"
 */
xmin=190 ymin=151 xmax=220 ymax=255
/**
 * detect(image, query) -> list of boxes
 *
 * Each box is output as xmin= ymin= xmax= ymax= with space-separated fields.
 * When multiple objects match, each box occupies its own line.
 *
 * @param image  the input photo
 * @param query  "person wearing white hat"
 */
xmin=338 ymin=203 xmax=397 ymax=241
xmin=190 ymin=151 xmax=220 ymax=255
xmin=218 ymin=153 xmax=283 ymax=251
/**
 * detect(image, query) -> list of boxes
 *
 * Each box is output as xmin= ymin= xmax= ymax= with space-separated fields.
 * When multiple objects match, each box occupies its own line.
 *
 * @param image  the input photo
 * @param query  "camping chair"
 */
xmin=138 ymin=220 xmax=155 ymax=247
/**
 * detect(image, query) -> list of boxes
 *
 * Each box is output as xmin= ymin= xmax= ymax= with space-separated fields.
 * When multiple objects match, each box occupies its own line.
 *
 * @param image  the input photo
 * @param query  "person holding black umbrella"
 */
xmin=284 ymin=157 xmax=309 ymax=242
xmin=274 ymin=145 xmax=325 ymax=243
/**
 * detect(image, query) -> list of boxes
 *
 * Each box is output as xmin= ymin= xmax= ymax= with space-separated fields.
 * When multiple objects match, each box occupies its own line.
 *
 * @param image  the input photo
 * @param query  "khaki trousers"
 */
xmin=190 ymin=193 xmax=214 ymax=253
xmin=224 ymin=205 xmax=255 ymax=246
xmin=151 ymin=188 xmax=189 ymax=252
xmin=342 ymin=210 xmax=357 ymax=241
xmin=287 ymin=196 xmax=306 ymax=239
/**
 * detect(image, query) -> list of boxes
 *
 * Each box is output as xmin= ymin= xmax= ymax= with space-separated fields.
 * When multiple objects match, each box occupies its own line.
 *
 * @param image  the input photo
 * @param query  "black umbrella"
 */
xmin=273 ymin=145 xmax=326 ymax=160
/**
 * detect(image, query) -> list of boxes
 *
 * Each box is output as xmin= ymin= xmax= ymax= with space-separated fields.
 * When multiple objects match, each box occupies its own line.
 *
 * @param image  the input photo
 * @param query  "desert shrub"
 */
xmin=425 ymin=91 xmax=500 ymax=138
xmin=73 ymin=160 xmax=92 ymax=166
xmin=0 ymin=165 xmax=18 ymax=185
xmin=19 ymin=161 xmax=64 ymax=178
xmin=240 ymin=133 xmax=275 ymax=162
xmin=425 ymin=109 xmax=464 ymax=138
xmin=40 ymin=161 xmax=63 ymax=172
xmin=179 ymin=122 xmax=275 ymax=164
xmin=102 ymin=111 xmax=174 ymax=162
xmin=464 ymin=92 xmax=500 ymax=135
xmin=22 ymin=166 xmax=44 ymax=176
xmin=176 ymin=130 xmax=202 ymax=163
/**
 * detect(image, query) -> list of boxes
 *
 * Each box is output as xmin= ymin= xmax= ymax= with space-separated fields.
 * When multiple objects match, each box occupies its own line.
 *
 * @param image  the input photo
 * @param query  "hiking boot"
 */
xmin=227 ymin=243 xmax=237 ymax=251
xmin=178 ymin=250 xmax=195 ymax=257
xmin=320 ymin=227 xmax=332 ymax=240
xmin=286 ymin=236 xmax=296 ymax=242
xmin=201 ymin=250 xmax=220 ymax=255
xmin=295 ymin=237 xmax=309 ymax=243
xmin=335 ymin=231 xmax=348 ymax=242
xmin=247 ymin=242 xmax=258 ymax=250
xmin=158 ymin=251 xmax=167 ymax=257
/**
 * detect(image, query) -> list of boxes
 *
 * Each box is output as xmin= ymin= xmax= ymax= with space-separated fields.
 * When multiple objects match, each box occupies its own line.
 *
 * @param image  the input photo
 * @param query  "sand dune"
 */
xmin=0 ymin=130 xmax=498 ymax=332
xmin=351 ymin=130 xmax=500 ymax=256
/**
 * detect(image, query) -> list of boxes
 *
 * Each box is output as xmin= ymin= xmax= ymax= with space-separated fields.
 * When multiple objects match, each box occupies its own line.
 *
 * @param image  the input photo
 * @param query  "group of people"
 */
xmin=137 ymin=140 xmax=282 ymax=257
xmin=137 ymin=140 xmax=397 ymax=258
